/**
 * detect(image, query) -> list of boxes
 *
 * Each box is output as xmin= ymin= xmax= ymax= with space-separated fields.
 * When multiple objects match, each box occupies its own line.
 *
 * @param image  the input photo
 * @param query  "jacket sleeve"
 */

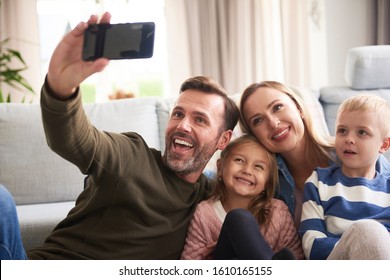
xmin=299 ymin=170 xmax=339 ymax=259
xmin=181 ymin=201 xmax=220 ymax=260
xmin=270 ymin=200 xmax=305 ymax=260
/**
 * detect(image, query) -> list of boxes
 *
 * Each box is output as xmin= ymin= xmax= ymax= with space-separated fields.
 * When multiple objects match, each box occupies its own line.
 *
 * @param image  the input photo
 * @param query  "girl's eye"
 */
xmin=234 ymin=158 xmax=244 ymax=164
xmin=255 ymin=164 xmax=264 ymax=170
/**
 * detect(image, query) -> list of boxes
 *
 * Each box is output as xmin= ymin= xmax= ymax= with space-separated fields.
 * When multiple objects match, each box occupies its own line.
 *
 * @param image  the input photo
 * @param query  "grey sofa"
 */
xmin=0 ymin=45 xmax=389 ymax=253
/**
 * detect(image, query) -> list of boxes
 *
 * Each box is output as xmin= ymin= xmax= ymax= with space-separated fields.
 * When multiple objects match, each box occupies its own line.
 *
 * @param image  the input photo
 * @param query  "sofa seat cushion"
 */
xmin=16 ymin=201 xmax=75 ymax=251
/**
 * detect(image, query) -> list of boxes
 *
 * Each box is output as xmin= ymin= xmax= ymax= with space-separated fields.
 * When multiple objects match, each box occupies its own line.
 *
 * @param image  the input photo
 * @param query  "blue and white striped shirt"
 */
xmin=299 ymin=165 xmax=390 ymax=259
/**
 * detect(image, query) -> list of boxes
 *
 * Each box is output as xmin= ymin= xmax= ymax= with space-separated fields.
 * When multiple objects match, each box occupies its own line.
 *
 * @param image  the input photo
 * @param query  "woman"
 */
xmin=239 ymin=81 xmax=390 ymax=227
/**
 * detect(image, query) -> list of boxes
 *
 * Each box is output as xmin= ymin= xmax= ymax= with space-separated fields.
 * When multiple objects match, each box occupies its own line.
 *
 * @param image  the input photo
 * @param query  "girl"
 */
xmin=181 ymin=134 xmax=304 ymax=259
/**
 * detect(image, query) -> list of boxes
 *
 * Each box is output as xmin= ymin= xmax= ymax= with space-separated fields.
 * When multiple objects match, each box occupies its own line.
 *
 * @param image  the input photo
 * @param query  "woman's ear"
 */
xmin=379 ymin=137 xmax=390 ymax=154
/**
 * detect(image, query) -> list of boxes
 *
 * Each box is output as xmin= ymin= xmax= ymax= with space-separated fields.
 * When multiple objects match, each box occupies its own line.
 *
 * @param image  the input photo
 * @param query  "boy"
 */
xmin=300 ymin=94 xmax=390 ymax=260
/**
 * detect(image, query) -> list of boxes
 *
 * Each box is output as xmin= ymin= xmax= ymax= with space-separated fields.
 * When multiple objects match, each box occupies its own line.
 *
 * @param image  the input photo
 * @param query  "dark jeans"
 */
xmin=213 ymin=208 xmax=274 ymax=260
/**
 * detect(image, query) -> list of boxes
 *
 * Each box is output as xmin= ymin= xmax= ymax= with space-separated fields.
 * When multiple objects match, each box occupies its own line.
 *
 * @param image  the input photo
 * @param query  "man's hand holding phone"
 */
xmin=47 ymin=12 xmax=112 ymax=100
xmin=82 ymin=22 xmax=155 ymax=61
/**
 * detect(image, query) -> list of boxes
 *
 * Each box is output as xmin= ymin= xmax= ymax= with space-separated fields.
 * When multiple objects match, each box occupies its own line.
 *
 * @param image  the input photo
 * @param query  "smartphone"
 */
xmin=82 ymin=22 xmax=155 ymax=61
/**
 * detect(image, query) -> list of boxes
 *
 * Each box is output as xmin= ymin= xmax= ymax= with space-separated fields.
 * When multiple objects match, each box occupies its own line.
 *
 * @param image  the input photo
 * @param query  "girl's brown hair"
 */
xmin=210 ymin=134 xmax=279 ymax=227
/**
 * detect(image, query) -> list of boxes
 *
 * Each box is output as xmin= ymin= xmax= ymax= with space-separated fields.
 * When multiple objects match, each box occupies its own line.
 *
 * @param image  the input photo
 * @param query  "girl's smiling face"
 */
xmin=220 ymin=141 xmax=271 ymax=201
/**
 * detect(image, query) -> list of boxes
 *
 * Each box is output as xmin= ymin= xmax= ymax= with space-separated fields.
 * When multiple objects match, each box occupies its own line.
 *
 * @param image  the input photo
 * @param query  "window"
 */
xmin=37 ymin=0 xmax=169 ymax=102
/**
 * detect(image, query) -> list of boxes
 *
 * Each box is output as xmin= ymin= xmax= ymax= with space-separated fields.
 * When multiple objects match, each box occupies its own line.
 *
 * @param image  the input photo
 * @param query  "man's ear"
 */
xmin=379 ymin=137 xmax=390 ymax=154
xmin=217 ymin=130 xmax=233 ymax=151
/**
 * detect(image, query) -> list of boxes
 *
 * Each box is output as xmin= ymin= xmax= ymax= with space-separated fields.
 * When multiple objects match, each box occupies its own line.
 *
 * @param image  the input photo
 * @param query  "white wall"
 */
xmin=324 ymin=0 xmax=376 ymax=86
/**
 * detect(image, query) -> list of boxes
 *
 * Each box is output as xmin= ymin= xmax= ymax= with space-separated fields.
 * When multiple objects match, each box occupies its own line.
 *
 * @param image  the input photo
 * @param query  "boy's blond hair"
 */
xmin=337 ymin=94 xmax=390 ymax=138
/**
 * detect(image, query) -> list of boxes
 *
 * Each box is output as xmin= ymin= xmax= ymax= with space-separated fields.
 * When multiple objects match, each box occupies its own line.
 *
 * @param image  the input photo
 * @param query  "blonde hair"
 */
xmin=337 ymin=94 xmax=390 ymax=138
xmin=210 ymin=134 xmax=279 ymax=227
xmin=239 ymin=81 xmax=336 ymax=167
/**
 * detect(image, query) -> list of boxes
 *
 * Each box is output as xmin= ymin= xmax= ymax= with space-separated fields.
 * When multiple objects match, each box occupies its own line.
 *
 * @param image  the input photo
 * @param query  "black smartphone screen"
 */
xmin=82 ymin=22 xmax=155 ymax=61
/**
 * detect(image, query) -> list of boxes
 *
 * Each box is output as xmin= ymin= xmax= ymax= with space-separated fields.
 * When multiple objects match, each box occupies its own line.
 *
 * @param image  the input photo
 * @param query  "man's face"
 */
xmin=163 ymin=89 xmax=229 ymax=183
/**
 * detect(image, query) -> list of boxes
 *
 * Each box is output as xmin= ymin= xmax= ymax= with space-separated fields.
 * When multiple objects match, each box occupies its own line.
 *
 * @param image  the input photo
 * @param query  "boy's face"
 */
xmin=335 ymin=110 xmax=389 ymax=178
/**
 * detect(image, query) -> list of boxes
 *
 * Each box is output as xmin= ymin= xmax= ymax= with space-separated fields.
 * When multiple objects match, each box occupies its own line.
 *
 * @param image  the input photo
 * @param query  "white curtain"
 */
xmin=165 ymin=0 xmax=328 ymax=95
xmin=376 ymin=0 xmax=390 ymax=44
xmin=0 ymin=0 xmax=41 ymax=102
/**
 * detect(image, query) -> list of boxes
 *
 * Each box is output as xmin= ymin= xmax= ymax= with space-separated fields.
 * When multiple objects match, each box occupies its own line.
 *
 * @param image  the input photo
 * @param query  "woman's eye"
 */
xmin=252 ymin=117 xmax=263 ymax=126
xmin=273 ymin=104 xmax=283 ymax=112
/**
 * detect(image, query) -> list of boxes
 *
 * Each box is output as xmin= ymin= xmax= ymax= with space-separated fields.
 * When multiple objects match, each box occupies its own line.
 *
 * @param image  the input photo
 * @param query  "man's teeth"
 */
xmin=175 ymin=139 xmax=193 ymax=147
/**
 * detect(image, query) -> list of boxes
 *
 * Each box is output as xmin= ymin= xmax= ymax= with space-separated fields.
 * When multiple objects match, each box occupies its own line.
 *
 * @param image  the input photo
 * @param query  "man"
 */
xmin=0 ymin=12 xmax=239 ymax=260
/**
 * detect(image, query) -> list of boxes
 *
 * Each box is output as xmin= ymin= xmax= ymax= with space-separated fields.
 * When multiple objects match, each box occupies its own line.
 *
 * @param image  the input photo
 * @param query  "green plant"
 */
xmin=0 ymin=38 xmax=35 ymax=102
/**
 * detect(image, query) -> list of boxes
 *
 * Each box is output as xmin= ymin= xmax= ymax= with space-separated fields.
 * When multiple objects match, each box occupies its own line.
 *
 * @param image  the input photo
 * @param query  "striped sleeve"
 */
xmin=299 ymin=170 xmax=339 ymax=259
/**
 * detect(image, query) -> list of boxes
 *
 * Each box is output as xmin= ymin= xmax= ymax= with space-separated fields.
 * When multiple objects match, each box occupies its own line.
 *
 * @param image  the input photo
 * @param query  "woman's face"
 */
xmin=242 ymin=87 xmax=305 ymax=154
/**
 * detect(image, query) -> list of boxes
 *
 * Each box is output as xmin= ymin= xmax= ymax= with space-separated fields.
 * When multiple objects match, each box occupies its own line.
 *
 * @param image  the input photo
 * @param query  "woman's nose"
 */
xmin=270 ymin=117 xmax=280 ymax=128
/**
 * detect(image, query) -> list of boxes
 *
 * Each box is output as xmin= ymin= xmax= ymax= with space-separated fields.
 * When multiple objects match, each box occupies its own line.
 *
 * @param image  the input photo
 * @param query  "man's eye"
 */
xmin=172 ymin=111 xmax=183 ymax=118
xmin=196 ymin=117 xmax=206 ymax=124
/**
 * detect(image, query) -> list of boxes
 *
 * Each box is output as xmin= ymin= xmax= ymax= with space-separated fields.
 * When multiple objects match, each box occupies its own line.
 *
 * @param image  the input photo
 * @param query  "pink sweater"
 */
xmin=181 ymin=198 xmax=305 ymax=260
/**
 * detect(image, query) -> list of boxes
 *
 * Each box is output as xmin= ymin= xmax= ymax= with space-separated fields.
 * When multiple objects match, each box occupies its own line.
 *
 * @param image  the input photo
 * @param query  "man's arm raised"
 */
xmin=46 ymin=12 xmax=111 ymax=100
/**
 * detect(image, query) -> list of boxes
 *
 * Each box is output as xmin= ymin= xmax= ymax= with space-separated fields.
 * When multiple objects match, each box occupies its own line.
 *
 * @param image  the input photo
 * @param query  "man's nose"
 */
xmin=177 ymin=117 xmax=192 ymax=133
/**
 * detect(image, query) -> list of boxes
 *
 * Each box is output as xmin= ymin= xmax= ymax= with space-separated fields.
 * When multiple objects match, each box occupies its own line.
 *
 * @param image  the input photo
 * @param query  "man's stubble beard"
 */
xmin=162 ymin=139 xmax=218 ymax=177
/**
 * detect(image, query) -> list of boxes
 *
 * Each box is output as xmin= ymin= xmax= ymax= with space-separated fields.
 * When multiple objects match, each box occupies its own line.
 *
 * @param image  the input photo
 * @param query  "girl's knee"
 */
xmin=225 ymin=209 xmax=257 ymax=225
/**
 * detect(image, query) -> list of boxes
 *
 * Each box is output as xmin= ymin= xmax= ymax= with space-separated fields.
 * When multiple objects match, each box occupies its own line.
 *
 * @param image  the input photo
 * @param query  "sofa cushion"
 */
xmin=16 ymin=201 xmax=75 ymax=250
xmin=0 ymin=97 xmax=169 ymax=205
xmin=345 ymin=45 xmax=390 ymax=90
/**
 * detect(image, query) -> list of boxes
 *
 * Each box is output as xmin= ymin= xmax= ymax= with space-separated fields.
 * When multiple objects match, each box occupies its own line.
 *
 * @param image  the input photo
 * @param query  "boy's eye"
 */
xmin=234 ymin=158 xmax=244 ymax=164
xmin=337 ymin=128 xmax=346 ymax=134
xmin=357 ymin=129 xmax=368 ymax=136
